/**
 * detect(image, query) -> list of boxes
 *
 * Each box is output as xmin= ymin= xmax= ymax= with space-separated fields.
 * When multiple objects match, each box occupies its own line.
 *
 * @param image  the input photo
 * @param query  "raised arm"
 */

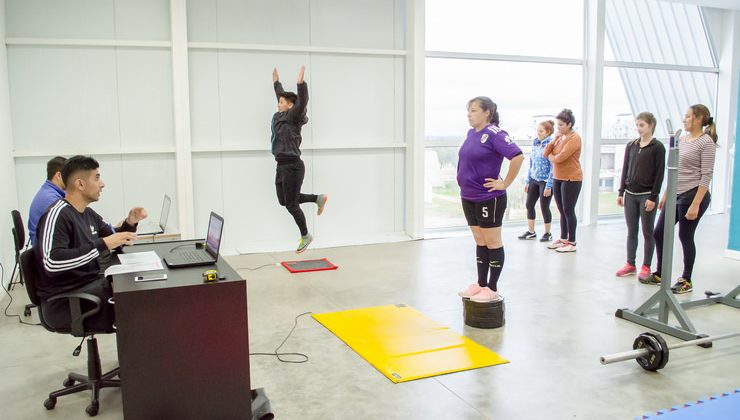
xmin=287 ymin=65 xmax=308 ymax=122
xmin=273 ymin=67 xmax=285 ymax=101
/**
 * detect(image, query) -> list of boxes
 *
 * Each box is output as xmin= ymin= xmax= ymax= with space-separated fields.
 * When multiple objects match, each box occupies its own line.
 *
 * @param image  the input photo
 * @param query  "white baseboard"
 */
xmin=724 ymin=249 xmax=740 ymax=260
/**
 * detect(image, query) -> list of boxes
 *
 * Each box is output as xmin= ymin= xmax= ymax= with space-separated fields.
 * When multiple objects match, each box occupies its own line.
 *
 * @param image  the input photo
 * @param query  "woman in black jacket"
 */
xmin=616 ymin=112 xmax=665 ymax=281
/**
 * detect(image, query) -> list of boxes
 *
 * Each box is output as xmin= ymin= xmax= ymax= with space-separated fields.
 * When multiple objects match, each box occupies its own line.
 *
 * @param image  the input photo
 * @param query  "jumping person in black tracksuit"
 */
xmin=271 ymin=65 xmax=327 ymax=253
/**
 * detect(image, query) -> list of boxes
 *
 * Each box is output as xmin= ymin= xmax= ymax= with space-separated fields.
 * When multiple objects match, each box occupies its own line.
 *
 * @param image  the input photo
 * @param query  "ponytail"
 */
xmin=704 ymin=117 xmax=717 ymax=144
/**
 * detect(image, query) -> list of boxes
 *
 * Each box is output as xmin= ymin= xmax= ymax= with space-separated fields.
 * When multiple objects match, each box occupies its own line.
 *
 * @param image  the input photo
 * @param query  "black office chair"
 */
xmin=20 ymin=248 xmax=120 ymax=417
xmin=9 ymin=210 xmax=37 ymax=317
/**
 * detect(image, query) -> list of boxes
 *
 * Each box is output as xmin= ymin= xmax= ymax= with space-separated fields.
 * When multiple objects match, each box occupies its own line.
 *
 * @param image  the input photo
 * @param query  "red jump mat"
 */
xmin=281 ymin=258 xmax=338 ymax=273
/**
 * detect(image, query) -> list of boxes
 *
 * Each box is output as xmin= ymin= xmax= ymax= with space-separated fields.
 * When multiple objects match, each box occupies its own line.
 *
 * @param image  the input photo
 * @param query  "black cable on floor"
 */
xmin=0 ymin=262 xmax=41 ymax=326
xmin=233 ymin=263 xmax=278 ymax=271
xmin=250 ymin=312 xmax=312 ymax=363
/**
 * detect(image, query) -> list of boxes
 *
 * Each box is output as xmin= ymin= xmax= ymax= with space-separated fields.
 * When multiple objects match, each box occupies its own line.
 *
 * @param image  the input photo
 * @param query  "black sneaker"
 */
xmin=539 ymin=232 xmax=552 ymax=242
xmin=639 ymin=273 xmax=661 ymax=285
xmin=518 ymin=231 xmax=536 ymax=240
xmin=671 ymin=278 xmax=693 ymax=294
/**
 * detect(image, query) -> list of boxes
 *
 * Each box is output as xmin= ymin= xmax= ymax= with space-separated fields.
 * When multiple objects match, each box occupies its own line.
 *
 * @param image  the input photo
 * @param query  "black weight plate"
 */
xmin=647 ymin=332 xmax=669 ymax=370
xmin=633 ymin=333 xmax=665 ymax=371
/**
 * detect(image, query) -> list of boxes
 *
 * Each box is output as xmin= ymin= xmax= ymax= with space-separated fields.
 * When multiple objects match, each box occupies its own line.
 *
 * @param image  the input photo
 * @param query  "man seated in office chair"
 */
xmin=34 ymin=155 xmax=148 ymax=330
xmin=28 ymin=156 xmax=67 ymax=247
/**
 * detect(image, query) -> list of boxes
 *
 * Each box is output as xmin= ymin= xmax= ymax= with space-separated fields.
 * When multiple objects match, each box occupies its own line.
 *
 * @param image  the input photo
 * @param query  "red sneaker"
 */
xmin=638 ymin=265 xmax=651 ymax=281
xmin=616 ymin=264 xmax=637 ymax=277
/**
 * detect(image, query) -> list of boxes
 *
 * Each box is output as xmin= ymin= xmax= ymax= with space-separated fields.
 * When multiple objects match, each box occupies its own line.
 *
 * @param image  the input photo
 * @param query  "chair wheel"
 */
xmin=44 ymin=397 xmax=56 ymax=410
xmin=86 ymin=402 xmax=99 ymax=416
xmin=63 ymin=378 xmax=75 ymax=387
xmin=23 ymin=308 xmax=31 ymax=317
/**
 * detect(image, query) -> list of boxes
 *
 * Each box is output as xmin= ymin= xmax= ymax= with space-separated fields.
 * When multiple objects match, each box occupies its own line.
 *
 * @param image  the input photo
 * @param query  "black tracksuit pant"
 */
xmin=275 ymin=159 xmax=317 ymax=236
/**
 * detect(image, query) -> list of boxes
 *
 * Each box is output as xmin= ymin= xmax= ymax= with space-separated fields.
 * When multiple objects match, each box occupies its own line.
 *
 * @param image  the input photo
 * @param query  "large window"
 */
xmin=426 ymin=0 xmax=583 ymax=58
xmin=425 ymin=0 xmax=720 ymax=231
xmin=424 ymin=0 xmax=584 ymax=230
xmin=600 ymin=0 xmax=719 ymax=217
xmin=425 ymin=59 xmax=582 ymax=229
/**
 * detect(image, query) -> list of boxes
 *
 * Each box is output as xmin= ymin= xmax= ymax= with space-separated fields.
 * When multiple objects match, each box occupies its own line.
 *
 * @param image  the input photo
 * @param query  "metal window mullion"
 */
xmin=424 ymin=50 xmax=583 ymax=66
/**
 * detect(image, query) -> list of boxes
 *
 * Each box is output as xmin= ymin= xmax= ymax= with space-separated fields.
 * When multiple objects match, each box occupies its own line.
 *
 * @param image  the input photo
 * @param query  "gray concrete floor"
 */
xmin=1 ymin=214 xmax=739 ymax=419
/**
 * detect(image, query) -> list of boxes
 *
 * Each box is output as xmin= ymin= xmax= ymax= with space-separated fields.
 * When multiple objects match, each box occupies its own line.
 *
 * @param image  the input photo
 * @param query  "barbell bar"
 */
xmin=600 ymin=331 xmax=740 ymax=371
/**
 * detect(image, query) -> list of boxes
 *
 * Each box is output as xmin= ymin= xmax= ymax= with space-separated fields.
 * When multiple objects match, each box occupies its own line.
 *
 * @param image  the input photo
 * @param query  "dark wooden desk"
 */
xmin=112 ymin=240 xmax=251 ymax=419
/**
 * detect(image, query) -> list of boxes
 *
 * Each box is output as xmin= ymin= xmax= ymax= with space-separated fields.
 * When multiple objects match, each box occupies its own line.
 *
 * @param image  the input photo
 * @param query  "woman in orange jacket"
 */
xmin=543 ymin=109 xmax=583 ymax=253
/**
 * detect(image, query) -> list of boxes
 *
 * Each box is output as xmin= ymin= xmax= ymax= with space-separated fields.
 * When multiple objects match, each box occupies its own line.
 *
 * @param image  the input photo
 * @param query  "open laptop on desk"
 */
xmin=137 ymin=194 xmax=171 ymax=235
xmin=164 ymin=212 xmax=224 ymax=268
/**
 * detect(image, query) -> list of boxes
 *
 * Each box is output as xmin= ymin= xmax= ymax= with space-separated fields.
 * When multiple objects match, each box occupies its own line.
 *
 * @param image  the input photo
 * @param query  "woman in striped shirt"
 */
xmin=644 ymin=104 xmax=717 ymax=294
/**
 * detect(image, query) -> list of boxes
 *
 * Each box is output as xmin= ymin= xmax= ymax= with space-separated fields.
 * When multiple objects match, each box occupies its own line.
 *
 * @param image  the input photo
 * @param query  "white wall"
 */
xmin=186 ymin=0 xmax=407 ymax=252
xmin=5 ymin=0 xmax=407 ymax=254
xmin=0 ymin=0 xmax=19 ymax=297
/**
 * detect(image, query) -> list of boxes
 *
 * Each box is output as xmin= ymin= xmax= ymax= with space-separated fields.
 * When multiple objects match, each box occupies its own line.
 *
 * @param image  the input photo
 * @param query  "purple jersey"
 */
xmin=457 ymin=125 xmax=523 ymax=202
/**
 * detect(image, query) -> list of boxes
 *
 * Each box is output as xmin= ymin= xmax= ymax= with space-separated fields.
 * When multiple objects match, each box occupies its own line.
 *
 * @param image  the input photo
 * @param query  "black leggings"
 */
xmin=525 ymin=180 xmax=552 ymax=223
xmin=552 ymin=180 xmax=581 ymax=243
xmin=654 ymin=193 xmax=710 ymax=281
xmin=275 ymin=160 xmax=317 ymax=236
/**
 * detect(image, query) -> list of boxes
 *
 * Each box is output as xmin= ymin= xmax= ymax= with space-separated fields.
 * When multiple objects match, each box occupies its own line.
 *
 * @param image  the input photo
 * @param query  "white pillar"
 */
xmin=580 ymin=0 xmax=606 ymax=226
xmin=714 ymin=10 xmax=740 ymax=214
xmin=0 ymin=0 xmax=20 ymax=295
xmin=170 ymin=0 xmax=195 ymax=238
xmin=405 ymin=0 xmax=425 ymax=239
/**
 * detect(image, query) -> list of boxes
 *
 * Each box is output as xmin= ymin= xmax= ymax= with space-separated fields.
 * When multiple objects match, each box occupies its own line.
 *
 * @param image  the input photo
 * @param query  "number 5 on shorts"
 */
xmin=481 ymin=206 xmax=488 ymax=218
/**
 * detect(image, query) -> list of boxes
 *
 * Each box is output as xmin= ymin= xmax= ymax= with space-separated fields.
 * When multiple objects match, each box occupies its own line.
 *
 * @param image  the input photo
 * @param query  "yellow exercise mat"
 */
xmin=312 ymin=304 xmax=509 ymax=383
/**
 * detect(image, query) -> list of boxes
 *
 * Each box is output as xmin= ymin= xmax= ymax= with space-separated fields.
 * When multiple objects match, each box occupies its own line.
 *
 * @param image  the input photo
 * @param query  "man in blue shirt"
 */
xmin=28 ymin=156 xmax=67 ymax=246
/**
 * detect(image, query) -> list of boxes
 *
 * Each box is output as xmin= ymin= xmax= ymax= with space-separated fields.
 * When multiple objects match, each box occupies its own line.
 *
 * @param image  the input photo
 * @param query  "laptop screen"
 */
xmin=159 ymin=195 xmax=172 ymax=229
xmin=205 ymin=212 xmax=224 ymax=257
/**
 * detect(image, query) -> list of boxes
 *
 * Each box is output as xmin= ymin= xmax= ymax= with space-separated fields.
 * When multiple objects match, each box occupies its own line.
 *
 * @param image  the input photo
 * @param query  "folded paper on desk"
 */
xmin=104 ymin=251 xmax=164 ymax=276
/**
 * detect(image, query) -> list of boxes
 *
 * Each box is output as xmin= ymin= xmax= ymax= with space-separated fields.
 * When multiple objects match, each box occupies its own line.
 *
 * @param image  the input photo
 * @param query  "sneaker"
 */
xmin=638 ymin=265 xmax=651 ymax=281
xmin=547 ymin=239 xmax=567 ymax=249
xmin=470 ymin=287 xmax=501 ymax=303
xmin=458 ymin=283 xmax=484 ymax=298
xmin=639 ymin=273 xmax=661 ymax=285
xmin=518 ymin=231 xmax=537 ymax=240
xmin=296 ymin=233 xmax=313 ymax=253
xmin=556 ymin=243 xmax=577 ymax=253
xmin=316 ymin=194 xmax=328 ymax=216
xmin=539 ymin=232 xmax=553 ymax=242
xmin=671 ymin=278 xmax=693 ymax=294
xmin=616 ymin=264 xmax=637 ymax=277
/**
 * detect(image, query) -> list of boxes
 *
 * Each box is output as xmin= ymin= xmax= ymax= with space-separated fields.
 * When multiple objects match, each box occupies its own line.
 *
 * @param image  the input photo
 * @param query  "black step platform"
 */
xmin=462 ymin=297 xmax=505 ymax=329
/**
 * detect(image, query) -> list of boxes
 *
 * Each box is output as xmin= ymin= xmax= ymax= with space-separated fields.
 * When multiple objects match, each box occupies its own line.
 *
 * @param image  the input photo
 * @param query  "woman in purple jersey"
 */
xmin=457 ymin=97 xmax=524 ymax=303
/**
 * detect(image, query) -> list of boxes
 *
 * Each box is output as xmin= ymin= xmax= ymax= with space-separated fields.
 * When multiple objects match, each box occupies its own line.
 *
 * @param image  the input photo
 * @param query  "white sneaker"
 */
xmin=556 ymin=243 xmax=577 ymax=253
xmin=547 ymin=239 xmax=567 ymax=249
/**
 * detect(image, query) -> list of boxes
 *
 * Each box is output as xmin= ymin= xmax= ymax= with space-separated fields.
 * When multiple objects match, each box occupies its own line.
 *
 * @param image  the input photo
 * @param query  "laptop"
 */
xmin=137 ymin=195 xmax=172 ymax=235
xmin=164 ymin=212 xmax=224 ymax=268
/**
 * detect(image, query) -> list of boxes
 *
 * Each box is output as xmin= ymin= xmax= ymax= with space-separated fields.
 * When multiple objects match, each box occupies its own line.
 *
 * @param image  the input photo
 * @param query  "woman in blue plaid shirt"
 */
xmin=519 ymin=120 xmax=554 ymax=242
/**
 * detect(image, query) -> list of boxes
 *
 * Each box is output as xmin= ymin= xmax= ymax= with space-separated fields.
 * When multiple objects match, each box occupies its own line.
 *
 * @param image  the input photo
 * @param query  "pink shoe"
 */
xmin=458 ymin=283 xmax=484 ymax=298
xmin=470 ymin=287 xmax=501 ymax=303
xmin=547 ymin=239 xmax=567 ymax=249
xmin=638 ymin=265 xmax=651 ymax=281
xmin=616 ymin=264 xmax=637 ymax=277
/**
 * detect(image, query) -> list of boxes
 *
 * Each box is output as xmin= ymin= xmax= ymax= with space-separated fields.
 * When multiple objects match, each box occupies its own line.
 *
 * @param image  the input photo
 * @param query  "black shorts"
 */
xmin=462 ymin=194 xmax=507 ymax=228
